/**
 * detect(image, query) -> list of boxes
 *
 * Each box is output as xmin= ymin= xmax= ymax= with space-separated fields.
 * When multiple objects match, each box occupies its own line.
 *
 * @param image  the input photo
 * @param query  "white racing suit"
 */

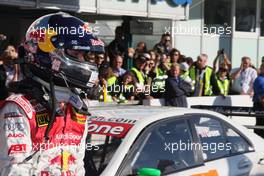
xmin=0 ymin=93 xmax=89 ymax=176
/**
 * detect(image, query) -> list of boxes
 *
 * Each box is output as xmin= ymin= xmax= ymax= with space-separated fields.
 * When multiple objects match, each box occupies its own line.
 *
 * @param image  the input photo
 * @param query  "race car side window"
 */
xmin=119 ymin=118 xmax=203 ymax=176
xmin=222 ymin=124 xmax=253 ymax=155
xmin=190 ymin=116 xmax=230 ymax=161
xmin=190 ymin=115 xmax=253 ymax=162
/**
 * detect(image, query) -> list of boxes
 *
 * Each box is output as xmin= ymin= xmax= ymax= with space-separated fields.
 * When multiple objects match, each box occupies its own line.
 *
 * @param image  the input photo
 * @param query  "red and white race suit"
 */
xmin=0 ymin=94 xmax=88 ymax=176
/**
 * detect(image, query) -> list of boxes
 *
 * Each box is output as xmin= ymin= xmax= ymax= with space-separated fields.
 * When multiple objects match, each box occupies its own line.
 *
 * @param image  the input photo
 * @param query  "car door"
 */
xmin=188 ymin=114 xmax=257 ymax=176
xmin=117 ymin=116 xmax=221 ymax=176
xmin=167 ymin=114 xmax=230 ymax=176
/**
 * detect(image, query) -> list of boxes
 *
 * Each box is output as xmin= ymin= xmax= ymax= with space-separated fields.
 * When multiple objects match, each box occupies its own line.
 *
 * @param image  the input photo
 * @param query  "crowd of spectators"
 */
xmin=0 ymin=28 xmax=263 ymax=108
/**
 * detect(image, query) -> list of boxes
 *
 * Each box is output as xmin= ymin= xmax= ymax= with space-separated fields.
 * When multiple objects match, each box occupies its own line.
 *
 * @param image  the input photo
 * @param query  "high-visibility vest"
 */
xmin=216 ymin=76 xmax=230 ymax=96
xmin=100 ymin=76 xmax=117 ymax=103
xmin=156 ymin=67 xmax=165 ymax=77
xmin=189 ymin=66 xmax=213 ymax=96
xmin=107 ymin=76 xmax=117 ymax=86
xmin=180 ymin=71 xmax=195 ymax=91
xmin=156 ymin=65 xmax=170 ymax=77
xmin=118 ymin=84 xmax=134 ymax=103
xmin=152 ymin=75 xmax=168 ymax=90
xmin=180 ymin=70 xmax=190 ymax=80
xmin=131 ymin=67 xmax=145 ymax=85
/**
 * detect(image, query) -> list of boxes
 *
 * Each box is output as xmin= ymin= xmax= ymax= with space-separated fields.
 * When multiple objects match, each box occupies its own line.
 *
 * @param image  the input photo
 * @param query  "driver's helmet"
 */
xmin=24 ymin=12 xmax=104 ymax=91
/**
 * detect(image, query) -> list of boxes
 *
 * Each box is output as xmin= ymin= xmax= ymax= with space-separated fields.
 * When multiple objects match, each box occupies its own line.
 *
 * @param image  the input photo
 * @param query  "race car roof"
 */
xmin=88 ymin=105 xmax=217 ymax=125
xmin=88 ymin=105 xmax=178 ymax=122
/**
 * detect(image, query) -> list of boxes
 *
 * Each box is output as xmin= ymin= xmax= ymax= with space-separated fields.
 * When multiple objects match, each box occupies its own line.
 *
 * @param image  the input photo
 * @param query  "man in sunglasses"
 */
xmin=153 ymin=33 xmax=172 ymax=55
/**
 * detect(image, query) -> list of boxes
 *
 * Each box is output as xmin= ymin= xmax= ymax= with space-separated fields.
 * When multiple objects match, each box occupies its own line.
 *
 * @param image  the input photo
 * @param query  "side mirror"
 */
xmin=138 ymin=168 xmax=161 ymax=176
xmin=258 ymin=158 xmax=264 ymax=165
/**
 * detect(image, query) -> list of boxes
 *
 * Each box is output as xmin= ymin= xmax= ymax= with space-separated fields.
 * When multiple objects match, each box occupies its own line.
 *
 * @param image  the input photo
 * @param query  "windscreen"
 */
xmin=85 ymin=134 xmax=123 ymax=176
xmin=84 ymin=116 xmax=137 ymax=175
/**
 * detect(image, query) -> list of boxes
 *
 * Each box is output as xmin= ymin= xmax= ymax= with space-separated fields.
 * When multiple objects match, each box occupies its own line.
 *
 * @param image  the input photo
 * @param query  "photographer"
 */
xmin=212 ymin=50 xmax=231 ymax=96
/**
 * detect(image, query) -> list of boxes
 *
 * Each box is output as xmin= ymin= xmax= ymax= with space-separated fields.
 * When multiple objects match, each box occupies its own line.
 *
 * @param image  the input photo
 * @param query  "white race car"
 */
xmin=84 ymin=106 xmax=264 ymax=176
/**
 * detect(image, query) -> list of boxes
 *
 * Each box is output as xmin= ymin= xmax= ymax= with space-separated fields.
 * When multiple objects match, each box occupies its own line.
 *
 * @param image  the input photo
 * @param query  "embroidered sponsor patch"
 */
xmin=36 ymin=113 xmax=49 ymax=127
xmin=51 ymin=59 xmax=61 ymax=71
xmin=4 ymin=112 xmax=22 ymax=118
xmin=8 ymin=144 xmax=26 ymax=155
xmin=34 ymin=103 xmax=47 ymax=113
xmin=4 ymin=121 xmax=25 ymax=132
xmin=71 ymin=112 xmax=87 ymax=124
xmin=90 ymin=39 xmax=104 ymax=46
xmin=71 ymin=108 xmax=87 ymax=124
xmin=40 ymin=171 xmax=50 ymax=176
xmin=55 ymin=133 xmax=82 ymax=140
xmin=69 ymin=93 xmax=83 ymax=110
xmin=7 ymin=133 xmax=25 ymax=138
xmin=6 ymin=95 xmax=34 ymax=119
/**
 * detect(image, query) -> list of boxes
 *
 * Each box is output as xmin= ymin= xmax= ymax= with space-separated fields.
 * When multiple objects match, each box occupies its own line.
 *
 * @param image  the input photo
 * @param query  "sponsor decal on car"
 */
xmin=196 ymin=127 xmax=221 ymax=138
xmin=8 ymin=144 xmax=27 ymax=155
xmin=87 ymin=116 xmax=136 ymax=138
xmin=192 ymin=170 xmax=219 ymax=176
xmin=89 ymin=116 xmax=137 ymax=124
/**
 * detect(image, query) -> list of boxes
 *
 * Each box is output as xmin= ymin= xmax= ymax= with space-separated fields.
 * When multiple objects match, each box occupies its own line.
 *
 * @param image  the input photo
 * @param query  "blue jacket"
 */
xmin=253 ymin=74 xmax=264 ymax=103
xmin=164 ymin=76 xmax=192 ymax=107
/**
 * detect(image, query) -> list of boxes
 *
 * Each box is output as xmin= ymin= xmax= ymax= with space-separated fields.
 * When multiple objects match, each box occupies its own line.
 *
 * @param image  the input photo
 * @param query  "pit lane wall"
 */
xmin=143 ymin=95 xmax=255 ymax=127
xmin=143 ymin=95 xmax=253 ymax=107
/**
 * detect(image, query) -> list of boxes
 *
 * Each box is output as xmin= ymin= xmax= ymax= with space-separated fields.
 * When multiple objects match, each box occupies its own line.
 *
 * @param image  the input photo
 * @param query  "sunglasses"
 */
xmin=219 ymin=68 xmax=228 ymax=72
xmin=96 ymin=55 xmax=104 ymax=59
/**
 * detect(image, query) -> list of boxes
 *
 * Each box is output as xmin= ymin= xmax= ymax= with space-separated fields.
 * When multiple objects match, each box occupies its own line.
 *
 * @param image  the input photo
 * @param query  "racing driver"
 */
xmin=0 ymin=12 xmax=104 ymax=175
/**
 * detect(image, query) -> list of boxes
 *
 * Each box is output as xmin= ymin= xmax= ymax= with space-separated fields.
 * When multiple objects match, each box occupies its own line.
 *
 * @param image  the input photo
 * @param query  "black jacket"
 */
xmin=0 ymin=65 xmax=7 ymax=100
xmin=164 ymin=76 xmax=192 ymax=107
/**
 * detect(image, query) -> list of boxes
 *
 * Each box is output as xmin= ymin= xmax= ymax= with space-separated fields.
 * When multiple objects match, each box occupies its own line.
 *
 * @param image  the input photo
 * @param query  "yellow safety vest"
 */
xmin=180 ymin=70 xmax=190 ymax=80
xmin=156 ymin=67 xmax=164 ymax=77
xmin=189 ymin=66 xmax=213 ymax=96
xmin=152 ymin=75 xmax=168 ymax=90
xmin=118 ymin=84 xmax=134 ymax=103
xmin=156 ymin=64 xmax=171 ymax=77
xmin=107 ymin=76 xmax=117 ymax=86
xmin=131 ymin=67 xmax=145 ymax=84
xmin=216 ymin=76 xmax=230 ymax=96
xmin=100 ymin=76 xmax=117 ymax=103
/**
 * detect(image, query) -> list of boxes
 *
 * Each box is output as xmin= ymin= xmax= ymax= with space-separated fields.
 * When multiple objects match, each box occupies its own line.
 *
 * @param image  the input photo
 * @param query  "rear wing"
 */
xmin=191 ymin=105 xmax=264 ymax=130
